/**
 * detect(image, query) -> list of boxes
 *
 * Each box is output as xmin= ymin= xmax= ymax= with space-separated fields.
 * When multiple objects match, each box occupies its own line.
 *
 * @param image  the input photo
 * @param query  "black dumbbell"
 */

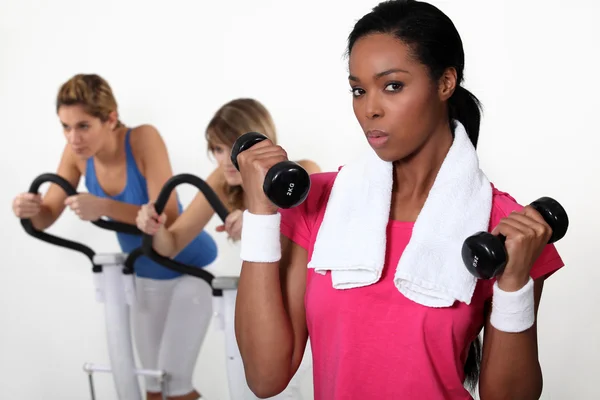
xmin=462 ymin=196 xmax=569 ymax=280
xmin=230 ymin=132 xmax=311 ymax=209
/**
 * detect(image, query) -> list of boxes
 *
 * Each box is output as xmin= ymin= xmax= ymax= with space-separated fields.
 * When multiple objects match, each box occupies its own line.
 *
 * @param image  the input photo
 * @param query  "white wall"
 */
xmin=0 ymin=0 xmax=598 ymax=399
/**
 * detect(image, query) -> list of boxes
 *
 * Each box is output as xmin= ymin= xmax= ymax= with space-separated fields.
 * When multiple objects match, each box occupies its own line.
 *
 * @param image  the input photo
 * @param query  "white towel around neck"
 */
xmin=307 ymin=121 xmax=492 ymax=307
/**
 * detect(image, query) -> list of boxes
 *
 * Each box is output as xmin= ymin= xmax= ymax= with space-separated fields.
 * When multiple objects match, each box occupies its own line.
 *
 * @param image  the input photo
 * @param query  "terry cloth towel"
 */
xmin=307 ymin=121 xmax=492 ymax=307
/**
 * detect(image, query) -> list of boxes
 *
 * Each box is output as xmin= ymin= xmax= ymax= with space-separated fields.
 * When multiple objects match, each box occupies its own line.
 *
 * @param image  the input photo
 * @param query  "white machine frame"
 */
xmin=80 ymin=253 xmax=269 ymax=400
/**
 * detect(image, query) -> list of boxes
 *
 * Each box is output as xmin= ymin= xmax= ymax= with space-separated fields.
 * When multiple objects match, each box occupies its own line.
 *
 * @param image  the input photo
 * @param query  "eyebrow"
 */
xmin=61 ymin=120 xmax=90 ymax=126
xmin=348 ymin=68 xmax=410 ymax=82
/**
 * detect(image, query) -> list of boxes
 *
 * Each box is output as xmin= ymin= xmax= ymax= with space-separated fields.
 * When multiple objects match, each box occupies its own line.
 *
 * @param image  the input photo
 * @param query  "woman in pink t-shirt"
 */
xmin=232 ymin=1 xmax=565 ymax=399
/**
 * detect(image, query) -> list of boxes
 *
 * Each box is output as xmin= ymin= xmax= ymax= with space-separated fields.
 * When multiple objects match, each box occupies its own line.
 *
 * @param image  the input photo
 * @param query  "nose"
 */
xmin=366 ymin=93 xmax=383 ymax=120
xmin=68 ymin=131 xmax=83 ymax=145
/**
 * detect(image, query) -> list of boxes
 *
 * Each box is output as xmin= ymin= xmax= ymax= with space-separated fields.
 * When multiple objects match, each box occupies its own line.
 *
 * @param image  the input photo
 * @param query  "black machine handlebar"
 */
xmin=21 ymin=173 xmax=233 ymax=297
xmin=142 ymin=173 xmax=230 ymax=296
xmin=20 ymin=173 xmax=144 ymax=273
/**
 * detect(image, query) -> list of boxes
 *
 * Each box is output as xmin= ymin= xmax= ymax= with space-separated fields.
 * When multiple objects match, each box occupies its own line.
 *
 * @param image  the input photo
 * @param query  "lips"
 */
xmin=366 ymin=130 xmax=389 ymax=139
xmin=366 ymin=130 xmax=390 ymax=149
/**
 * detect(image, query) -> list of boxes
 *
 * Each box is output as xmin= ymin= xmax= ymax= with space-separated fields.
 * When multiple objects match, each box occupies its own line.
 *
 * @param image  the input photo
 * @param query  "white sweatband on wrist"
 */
xmin=240 ymin=210 xmax=282 ymax=263
xmin=490 ymin=277 xmax=535 ymax=333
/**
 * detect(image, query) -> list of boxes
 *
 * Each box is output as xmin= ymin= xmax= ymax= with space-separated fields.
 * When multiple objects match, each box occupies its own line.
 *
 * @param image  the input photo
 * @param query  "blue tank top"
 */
xmin=85 ymin=129 xmax=218 ymax=280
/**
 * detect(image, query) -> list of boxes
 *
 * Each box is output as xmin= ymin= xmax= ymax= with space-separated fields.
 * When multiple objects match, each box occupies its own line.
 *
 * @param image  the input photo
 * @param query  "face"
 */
xmin=58 ymin=105 xmax=114 ymax=159
xmin=348 ymin=33 xmax=454 ymax=162
xmin=211 ymin=142 xmax=243 ymax=186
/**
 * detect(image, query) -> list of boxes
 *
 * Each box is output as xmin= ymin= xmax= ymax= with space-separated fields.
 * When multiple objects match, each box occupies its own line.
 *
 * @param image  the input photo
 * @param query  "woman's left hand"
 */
xmin=492 ymin=206 xmax=553 ymax=291
xmin=216 ymin=209 xmax=243 ymax=241
xmin=64 ymin=193 xmax=106 ymax=221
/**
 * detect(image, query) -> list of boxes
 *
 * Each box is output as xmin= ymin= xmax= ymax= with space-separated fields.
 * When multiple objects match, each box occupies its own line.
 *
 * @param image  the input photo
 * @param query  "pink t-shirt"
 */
xmin=279 ymin=171 xmax=565 ymax=400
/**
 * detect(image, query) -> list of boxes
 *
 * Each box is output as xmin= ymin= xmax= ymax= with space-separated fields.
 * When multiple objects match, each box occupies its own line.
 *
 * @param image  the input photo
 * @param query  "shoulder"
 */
xmin=129 ymin=124 xmax=166 ymax=152
xmin=296 ymin=159 xmax=322 ymax=175
xmin=60 ymin=143 xmax=85 ymax=173
xmin=280 ymin=170 xmax=338 ymax=223
xmin=306 ymin=170 xmax=339 ymax=207
xmin=489 ymin=184 xmax=525 ymax=221
xmin=488 ymin=183 xmax=565 ymax=283
xmin=128 ymin=125 xmax=171 ymax=170
xmin=279 ymin=170 xmax=339 ymax=249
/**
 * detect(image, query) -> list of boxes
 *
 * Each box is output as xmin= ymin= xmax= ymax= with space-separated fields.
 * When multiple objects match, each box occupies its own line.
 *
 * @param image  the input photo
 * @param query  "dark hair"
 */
xmin=347 ymin=0 xmax=483 ymax=391
xmin=346 ymin=0 xmax=483 ymax=149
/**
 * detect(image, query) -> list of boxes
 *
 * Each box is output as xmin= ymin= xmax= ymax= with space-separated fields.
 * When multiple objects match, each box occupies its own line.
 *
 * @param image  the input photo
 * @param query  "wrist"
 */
xmin=240 ymin=210 xmax=282 ymax=263
xmin=497 ymin=272 xmax=531 ymax=292
xmin=246 ymin=198 xmax=278 ymax=215
xmin=98 ymin=198 xmax=112 ymax=216
xmin=490 ymin=277 xmax=535 ymax=333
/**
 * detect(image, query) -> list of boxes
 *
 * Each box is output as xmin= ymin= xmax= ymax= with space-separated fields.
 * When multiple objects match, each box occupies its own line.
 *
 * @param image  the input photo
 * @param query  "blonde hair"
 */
xmin=205 ymin=98 xmax=277 ymax=210
xmin=56 ymin=73 xmax=123 ymax=128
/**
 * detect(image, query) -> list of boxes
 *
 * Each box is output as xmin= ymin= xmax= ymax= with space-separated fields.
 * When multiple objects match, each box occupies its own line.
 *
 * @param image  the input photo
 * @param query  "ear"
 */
xmin=438 ymin=67 xmax=457 ymax=101
xmin=107 ymin=110 xmax=119 ymax=130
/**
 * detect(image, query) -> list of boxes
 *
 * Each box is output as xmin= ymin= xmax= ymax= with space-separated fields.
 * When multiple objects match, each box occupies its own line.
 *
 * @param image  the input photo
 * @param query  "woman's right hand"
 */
xmin=136 ymin=202 xmax=167 ymax=235
xmin=12 ymin=193 xmax=42 ymax=219
xmin=235 ymin=139 xmax=288 ymax=215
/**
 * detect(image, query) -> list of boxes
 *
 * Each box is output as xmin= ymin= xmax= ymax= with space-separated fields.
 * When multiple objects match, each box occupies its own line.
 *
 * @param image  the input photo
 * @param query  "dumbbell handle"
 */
xmin=230 ymin=131 xmax=311 ymax=209
xmin=497 ymin=197 xmax=568 ymax=245
xmin=462 ymin=196 xmax=568 ymax=280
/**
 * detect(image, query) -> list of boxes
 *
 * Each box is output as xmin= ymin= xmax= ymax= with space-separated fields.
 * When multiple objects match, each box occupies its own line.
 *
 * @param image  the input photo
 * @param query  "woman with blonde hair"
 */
xmin=12 ymin=73 xmax=218 ymax=400
xmin=136 ymin=98 xmax=319 ymax=398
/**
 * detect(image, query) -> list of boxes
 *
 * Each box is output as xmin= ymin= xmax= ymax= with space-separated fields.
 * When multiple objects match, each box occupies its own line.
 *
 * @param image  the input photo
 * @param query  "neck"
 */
xmin=392 ymin=121 xmax=453 ymax=200
xmin=95 ymin=126 xmax=127 ymax=164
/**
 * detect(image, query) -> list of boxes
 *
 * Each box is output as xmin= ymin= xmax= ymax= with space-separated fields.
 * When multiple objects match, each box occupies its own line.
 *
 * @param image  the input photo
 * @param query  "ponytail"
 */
xmin=463 ymin=335 xmax=482 ymax=393
xmin=453 ymin=84 xmax=484 ymax=394
xmin=448 ymin=85 xmax=483 ymax=149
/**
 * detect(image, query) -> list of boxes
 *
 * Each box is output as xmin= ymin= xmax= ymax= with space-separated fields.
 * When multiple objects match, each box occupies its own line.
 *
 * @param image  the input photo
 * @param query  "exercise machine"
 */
xmin=20 ymin=172 xmax=306 ymax=399
xmin=141 ymin=173 xmax=273 ymax=400
xmin=20 ymin=173 xmax=165 ymax=399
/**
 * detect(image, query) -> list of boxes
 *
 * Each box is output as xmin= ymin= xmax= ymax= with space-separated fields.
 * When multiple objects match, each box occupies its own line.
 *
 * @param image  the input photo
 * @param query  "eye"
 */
xmin=384 ymin=82 xmax=404 ymax=92
xmin=350 ymin=87 xmax=365 ymax=98
xmin=212 ymin=145 xmax=224 ymax=154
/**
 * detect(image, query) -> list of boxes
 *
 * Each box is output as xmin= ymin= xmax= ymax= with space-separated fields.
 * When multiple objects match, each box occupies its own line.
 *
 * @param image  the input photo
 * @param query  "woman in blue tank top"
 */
xmin=11 ymin=73 xmax=216 ymax=400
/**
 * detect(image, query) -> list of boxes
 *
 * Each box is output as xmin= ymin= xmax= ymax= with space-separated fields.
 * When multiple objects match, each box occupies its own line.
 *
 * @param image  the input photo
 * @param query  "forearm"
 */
xmin=151 ymin=226 xmax=178 ymax=257
xmin=235 ymin=261 xmax=295 ymax=397
xmin=480 ymin=277 xmax=543 ymax=400
xmin=101 ymin=198 xmax=141 ymax=225
xmin=479 ymin=328 xmax=542 ymax=399
xmin=30 ymin=205 xmax=60 ymax=231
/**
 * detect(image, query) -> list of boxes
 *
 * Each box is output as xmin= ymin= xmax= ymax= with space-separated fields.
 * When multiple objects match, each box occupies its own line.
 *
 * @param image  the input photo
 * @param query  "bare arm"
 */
xmin=235 ymin=234 xmax=309 ymax=398
xmin=296 ymin=159 xmax=321 ymax=175
xmin=478 ymin=278 xmax=545 ymax=400
xmin=30 ymin=145 xmax=81 ymax=230
xmin=98 ymin=199 xmax=145 ymax=225
xmin=134 ymin=125 xmax=181 ymax=227
xmin=150 ymin=167 xmax=227 ymax=257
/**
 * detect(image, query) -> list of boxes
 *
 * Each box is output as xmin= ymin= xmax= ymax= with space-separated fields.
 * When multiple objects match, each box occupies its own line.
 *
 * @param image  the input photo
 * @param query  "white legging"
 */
xmin=132 ymin=275 xmax=213 ymax=396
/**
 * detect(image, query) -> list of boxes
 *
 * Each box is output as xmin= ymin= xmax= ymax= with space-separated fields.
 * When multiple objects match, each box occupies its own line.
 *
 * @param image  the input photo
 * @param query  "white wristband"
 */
xmin=490 ymin=277 xmax=535 ymax=333
xmin=240 ymin=210 xmax=282 ymax=263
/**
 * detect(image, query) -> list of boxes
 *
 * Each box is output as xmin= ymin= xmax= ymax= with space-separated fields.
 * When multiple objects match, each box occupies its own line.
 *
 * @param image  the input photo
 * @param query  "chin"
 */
xmin=74 ymin=151 xmax=92 ymax=160
xmin=372 ymin=147 xmax=405 ymax=163
xmin=225 ymin=175 xmax=243 ymax=187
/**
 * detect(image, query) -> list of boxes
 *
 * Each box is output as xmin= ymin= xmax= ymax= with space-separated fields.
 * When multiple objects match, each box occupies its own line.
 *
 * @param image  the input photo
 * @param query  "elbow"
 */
xmin=479 ymin=377 xmax=543 ymax=400
xmin=242 ymin=355 xmax=294 ymax=399
xmin=247 ymin=374 xmax=292 ymax=399
xmin=151 ymin=242 xmax=177 ymax=259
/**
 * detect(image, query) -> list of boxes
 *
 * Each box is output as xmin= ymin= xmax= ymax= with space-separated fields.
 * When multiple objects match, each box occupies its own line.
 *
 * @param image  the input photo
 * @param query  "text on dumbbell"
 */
xmin=287 ymin=182 xmax=295 ymax=196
